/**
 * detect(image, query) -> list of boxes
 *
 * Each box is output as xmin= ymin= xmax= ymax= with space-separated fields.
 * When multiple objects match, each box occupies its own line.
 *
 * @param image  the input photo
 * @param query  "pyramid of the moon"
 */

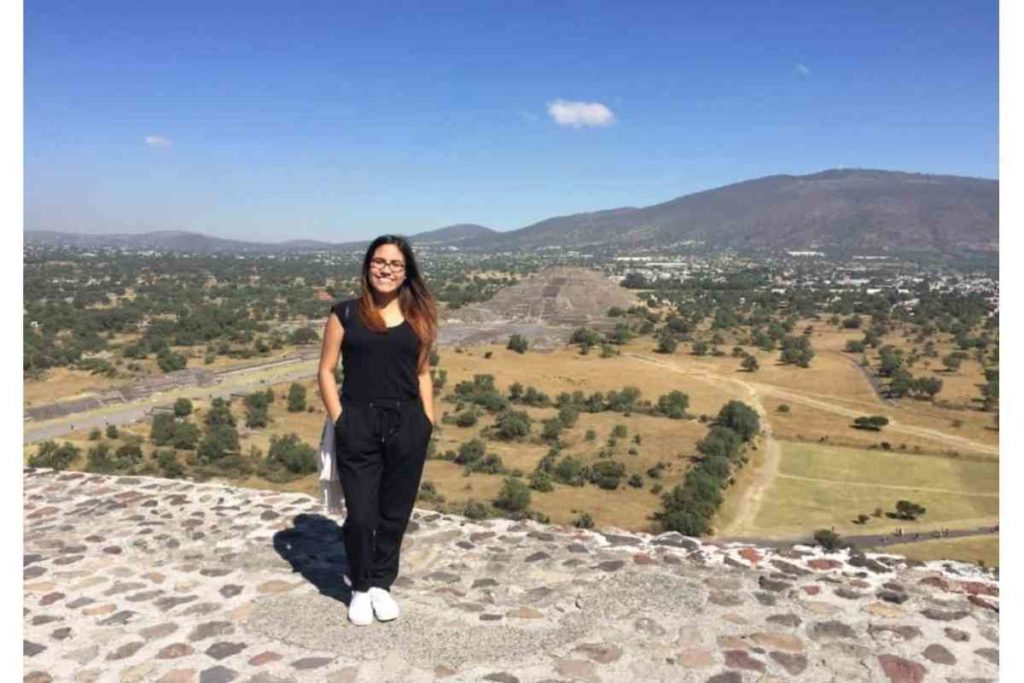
xmin=442 ymin=266 xmax=640 ymax=326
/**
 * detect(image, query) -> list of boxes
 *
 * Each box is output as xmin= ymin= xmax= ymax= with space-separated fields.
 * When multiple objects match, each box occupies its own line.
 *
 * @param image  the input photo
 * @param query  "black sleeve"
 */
xmin=330 ymin=299 xmax=351 ymax=326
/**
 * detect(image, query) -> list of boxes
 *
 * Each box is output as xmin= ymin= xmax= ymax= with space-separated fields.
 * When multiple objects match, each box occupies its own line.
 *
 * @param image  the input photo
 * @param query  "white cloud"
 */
xmin=794 ymin=63 xmax=811 ymax=77
xmin=145 ymin=135 xmax=172 ymax=148
xmin=547 ymin=99 xmax=616 ymax=128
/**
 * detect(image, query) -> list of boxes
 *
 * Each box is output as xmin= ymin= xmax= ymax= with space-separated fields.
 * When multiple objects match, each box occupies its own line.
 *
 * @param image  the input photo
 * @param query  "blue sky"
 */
xmin=24 ymin=0 xmax=998 ymax=242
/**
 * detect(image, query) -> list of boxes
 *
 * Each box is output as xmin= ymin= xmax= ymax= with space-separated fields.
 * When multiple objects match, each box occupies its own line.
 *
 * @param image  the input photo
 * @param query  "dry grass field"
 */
xmin=716 ymin=440 xmax=998 ymax=538
xmin=869 ymin=535 xmax=999 ymax=569
xmin=24 ymin=312 xmax=998 ymax=566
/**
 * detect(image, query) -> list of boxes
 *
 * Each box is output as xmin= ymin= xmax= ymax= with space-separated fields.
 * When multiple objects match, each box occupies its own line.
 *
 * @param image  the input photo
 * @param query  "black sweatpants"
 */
xmin=335 ymin=396 xmax=433 ymax=592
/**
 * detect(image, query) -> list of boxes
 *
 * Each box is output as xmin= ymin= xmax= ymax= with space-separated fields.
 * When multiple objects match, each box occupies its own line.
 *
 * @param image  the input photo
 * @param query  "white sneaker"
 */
xmin=348 ymin=590 xmax=373 ymax=626
xmin=368 ymin=587 xmax=400 ymax=621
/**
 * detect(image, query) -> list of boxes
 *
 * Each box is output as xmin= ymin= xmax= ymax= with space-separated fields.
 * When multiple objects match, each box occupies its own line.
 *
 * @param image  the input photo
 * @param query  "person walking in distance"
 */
xmin=318 ymin=235 xmax=438 ymax=626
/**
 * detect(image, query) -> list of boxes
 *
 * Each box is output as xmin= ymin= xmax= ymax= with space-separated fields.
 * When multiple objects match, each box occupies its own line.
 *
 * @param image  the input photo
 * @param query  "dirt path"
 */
xmin=624 ymin=352 xmax=999 ymax=537
xmin=625 ymin=352 xmax=998 ymax=456
xmin=625 ymin=353 xmax=780 ymax=536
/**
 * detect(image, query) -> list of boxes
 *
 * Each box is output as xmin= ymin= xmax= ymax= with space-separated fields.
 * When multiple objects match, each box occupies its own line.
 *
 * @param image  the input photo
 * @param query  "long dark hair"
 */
xmin=357 ymin=234 xmax=437 ymax=373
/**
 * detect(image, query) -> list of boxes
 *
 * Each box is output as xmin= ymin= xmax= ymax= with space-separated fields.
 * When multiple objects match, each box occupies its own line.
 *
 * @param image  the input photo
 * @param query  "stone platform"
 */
xmin=23 ymin=467 xmax=999 ymax=682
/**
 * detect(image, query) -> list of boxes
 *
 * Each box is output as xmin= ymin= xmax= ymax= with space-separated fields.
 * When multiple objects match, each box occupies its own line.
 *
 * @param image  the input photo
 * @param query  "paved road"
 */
xmin=23 ymin=352 xmax=323 ymax=444
xmin=714 ymin=525 xmax=999 ymax=550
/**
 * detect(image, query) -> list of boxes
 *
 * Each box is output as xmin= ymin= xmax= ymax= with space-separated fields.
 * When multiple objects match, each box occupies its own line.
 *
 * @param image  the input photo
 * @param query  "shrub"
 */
xmin=287 ymin=383 xmax=307 ymax=412
xmin=573 ymin=512 xmax=595 ymax=529
xmin=590 ymin=460 xmax=626 ymax=490
xmin=462 ymin=500 xmax=489 ymax=520
xmin=494 ymin=409 xmax=531 ymax=440
xmin=655 ymin=391 xmax=689 ymax=419
xmin=173 ymin=398 xmax=193 ymax=417
xmin=494 ymin=477 xmax=531 ymax=512
xmin=553 ymin=455 xmax=589 ymax=487
xmin=777 ymin=404 xmax=790 ymax=413
xmin=267 ymin=433 xmax=318 ymax=474
xmin=507 ymin=334 xmax=529 ymax=354
xmin=529 ymin=470 xmax=555 ymax=492
xmin=418 ymin=480 xmax=445 ymax=503
xmin=628 ymin=473 xmax=643 ymax=488
xmin=28 ymin=440 xmax=80 ymax=470
xmin=558 ymin=405 xmax=580 ymax=428
xmin=106 ymin=424 xmax=120 ymax=439
xmin=814 ymin=528 xmax=842 ymax=552
xmin=156 ymin=449 xmax=185 ymax=478
xmin=88 ymin=427 xmax=102 ymax=441
xmin=894 ymin=499 xmax=927 ymax=520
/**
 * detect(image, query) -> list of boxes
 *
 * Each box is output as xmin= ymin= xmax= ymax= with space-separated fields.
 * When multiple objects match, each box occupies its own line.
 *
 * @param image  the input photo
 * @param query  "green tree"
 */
xmin=150 ymin=413 xmax=177 ymax=446
xmin=287 ymin=382 xmax=307 ymax=412
xmin=741 ymin=355 xmax=759 ymax=372
xmin=28 ymin=441 xmax=80 ymax=470
xmin=173 ymin=398 xmax=193 ymax=417
xmin=244 ymin=391 xmax=270 ymax=428
xmin=494 ymin=409 xmax=531 ymax=440
xmin=205 ymin=397 xmax=236 ymax=427
xmin=716 ymin=401 xmax=760 ymax=442
xmin=494 ymin=476 xmax=531 ymax=512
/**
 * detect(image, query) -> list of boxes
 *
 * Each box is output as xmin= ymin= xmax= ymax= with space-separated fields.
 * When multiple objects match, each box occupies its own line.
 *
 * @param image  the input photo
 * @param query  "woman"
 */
xmin=317 ymin=234 xmax=438 ymax=626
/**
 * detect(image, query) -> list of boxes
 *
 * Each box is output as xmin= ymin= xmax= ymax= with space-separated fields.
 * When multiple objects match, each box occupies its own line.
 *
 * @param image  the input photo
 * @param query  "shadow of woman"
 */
xmin=272 ymin=513 xmax=353 ymax=603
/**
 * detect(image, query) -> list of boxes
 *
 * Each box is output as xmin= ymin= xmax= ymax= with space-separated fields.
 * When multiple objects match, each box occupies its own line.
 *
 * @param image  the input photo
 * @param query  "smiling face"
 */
xmin=368 ymin=243 xmax=407 ymax=295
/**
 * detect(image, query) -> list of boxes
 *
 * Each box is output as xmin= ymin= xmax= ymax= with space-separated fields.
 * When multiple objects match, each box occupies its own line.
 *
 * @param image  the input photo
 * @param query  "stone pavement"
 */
xmin=24 ymin=467 xmax=999 ymax=682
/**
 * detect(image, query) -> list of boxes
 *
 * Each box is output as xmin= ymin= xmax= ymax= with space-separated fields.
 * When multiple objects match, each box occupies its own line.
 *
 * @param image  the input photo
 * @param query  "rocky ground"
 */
xmin=24 ymin=467 xmax=999 ymax=682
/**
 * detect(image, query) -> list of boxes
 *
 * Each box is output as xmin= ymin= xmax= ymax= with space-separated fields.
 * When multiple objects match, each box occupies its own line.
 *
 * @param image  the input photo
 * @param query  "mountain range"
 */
xmin=25 ymin=169 xmax=998 ymax=254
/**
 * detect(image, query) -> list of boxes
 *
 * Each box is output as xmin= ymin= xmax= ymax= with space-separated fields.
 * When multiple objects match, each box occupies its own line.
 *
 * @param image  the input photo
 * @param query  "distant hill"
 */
xmin=24 ymin=169 xmax=997 ymax=255
xmin=456 ymin=169 xmax=998 ymax=253
xmin=410 ymin=223 xmax=497 ymax=245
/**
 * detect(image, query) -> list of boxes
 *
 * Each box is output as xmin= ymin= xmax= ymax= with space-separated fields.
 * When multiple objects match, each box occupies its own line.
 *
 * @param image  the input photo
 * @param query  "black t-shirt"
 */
xmin=331 ymin=299 xmax=421 ymax=400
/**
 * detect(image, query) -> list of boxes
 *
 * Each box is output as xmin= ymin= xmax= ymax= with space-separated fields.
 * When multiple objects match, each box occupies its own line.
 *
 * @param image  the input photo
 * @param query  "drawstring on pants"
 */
xmin=368 ymin=400 xmax=404 ymax=445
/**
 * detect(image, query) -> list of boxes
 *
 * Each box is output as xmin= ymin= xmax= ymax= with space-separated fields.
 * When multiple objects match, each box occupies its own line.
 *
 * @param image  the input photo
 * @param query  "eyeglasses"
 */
xmin=370 ymin=257 xmax=406 ymax=272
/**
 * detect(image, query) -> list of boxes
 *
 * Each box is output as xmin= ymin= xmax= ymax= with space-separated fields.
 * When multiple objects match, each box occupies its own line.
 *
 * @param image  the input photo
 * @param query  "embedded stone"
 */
xmin=158 ymin=643 xmax=195 ymax=658
xmin=482 ymin=673 xmax=518 ymax=683
xmin=723 ymin=650 xmax=765 ymax=672
xmin=758 ymin=576 xmax=790 ymax=592
xmin=877 ymin=590 xmax=909 ymax=604
xmin=750 ymin=632 xmax=804 ymax=652
xmin=923 ymin=644 xmax=956 ymax=665
xmin=868 ymin=624 xmax=922 ymax=642
xmin=524 ymin=552 xmax=549 ymax=563
xmin=877 ymin=654 xmax=927 ymax=683
xmin=24 ymin=673 xmax=52 ymax=683
xmin=975 ymin=648 xmax=998 ymax=665
xmin=206 ymin=642 xmax=247 ymax=660
xmin=677 ymin=647 xmax=715 ymax=668
xmin=188 ymin=621 xmax=235 ymax=642
xmin=219 ymin=585 xmax=243 ymax=598
xmin=507 ymin=607 xmax=543 ymax=619
xmin=24 ymin=640 xmax=46 ymax=656
xmin=292 ymin=657 xmax=333 ymax=670
xmin=248 ymin=651 xmax=283 ymax=666
xmin=807 ymin=558 xmax=842 ymax=570
xmin=471 ymin=578 xmax=498 ymax=589
xmin=51 ymin=627 xmax=72 ymax=641
xmin=809 ymin=621 xmax=857 ymax=640
xmin=198 ymin=666 xmax=237 ymax=683
xmin=708 ymin=591 xmax=744 ymax=607
xmin=596 ymin=560 xmax=625 ymax=572
xmin=706 ymin=673 xmax=743 ymax=683
xmin=158 ymin=670 xmax=197 ymax=683
xmin=106 ymin=641 xmax=145 ymax=660
xmin=766 ymin=613 xmax=802 ymax=628
xmin=944 ymin=627 xmax=970 ymax=642
xmin=770 ymin=651 xmax=808 ymax=675
xmin=921 ymin=608 xmax=969 ymax=621
xmin=98 ymin=610 xmax=137 ymax=626
xmin=572 ymin=643 xmax=623 ymax=664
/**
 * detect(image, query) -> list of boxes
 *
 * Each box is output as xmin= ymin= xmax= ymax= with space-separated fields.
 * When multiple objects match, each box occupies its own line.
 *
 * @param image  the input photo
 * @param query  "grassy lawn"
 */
xmin=723 ymin=440 xmax=998 ymax=538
